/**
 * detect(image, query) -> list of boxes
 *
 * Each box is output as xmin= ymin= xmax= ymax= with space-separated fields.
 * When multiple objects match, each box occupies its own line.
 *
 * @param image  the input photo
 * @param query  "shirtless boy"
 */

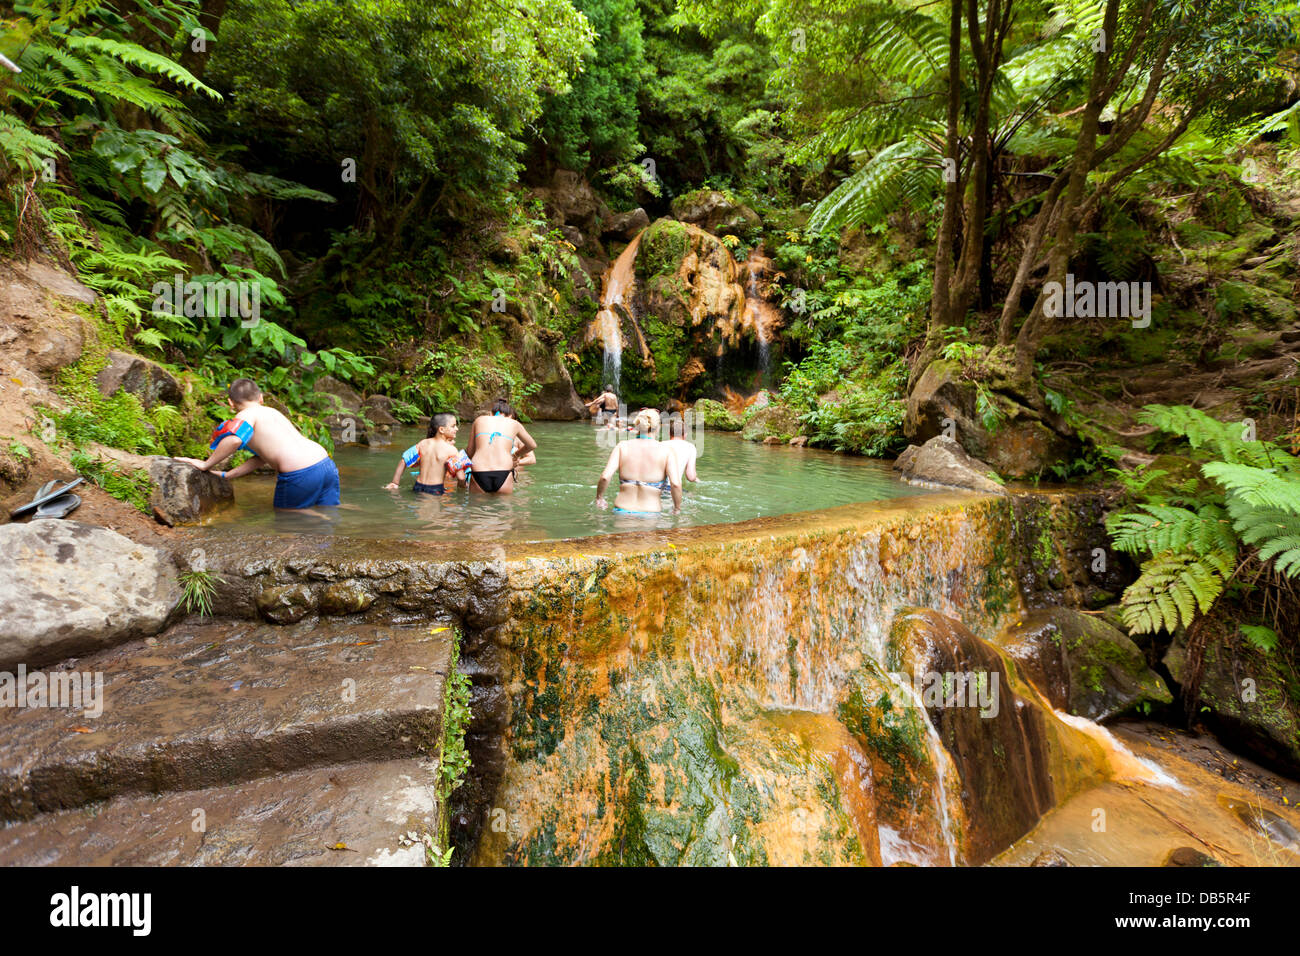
xmin=176 ymin=378 xmax=340 ymax=508
xmin=383 ymin=413 xmax=468 ymax=495
xmin=663 ymin=416 xmax=699 ymax=488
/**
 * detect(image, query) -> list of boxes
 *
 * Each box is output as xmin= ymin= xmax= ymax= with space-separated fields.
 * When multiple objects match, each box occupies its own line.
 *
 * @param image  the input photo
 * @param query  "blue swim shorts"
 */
xmin=273 ymin=457 xmax=341 ymax=509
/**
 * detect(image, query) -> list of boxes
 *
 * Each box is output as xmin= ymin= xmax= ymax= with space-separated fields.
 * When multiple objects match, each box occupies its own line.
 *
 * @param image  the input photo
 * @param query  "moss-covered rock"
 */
xmin=741 ymin=404 xmax=799 ymax=443
xmin=994 ymin=607 xmax=1171 ymax=721
xmin=693 ymin=398 xmax=742 ymax=431
xmin=1164 ymin=630 xmax=1300 ymax=775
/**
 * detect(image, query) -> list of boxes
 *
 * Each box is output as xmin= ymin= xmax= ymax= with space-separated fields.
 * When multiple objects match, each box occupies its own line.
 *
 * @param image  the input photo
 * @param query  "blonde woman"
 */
xmin=595 ymin=408 xmax=682 ymax=515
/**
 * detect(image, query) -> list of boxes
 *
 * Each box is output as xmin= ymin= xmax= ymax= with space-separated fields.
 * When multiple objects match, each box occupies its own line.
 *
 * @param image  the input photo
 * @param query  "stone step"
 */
xmin=0 ymin=757 xmax=443 ymax=866
xmin=0 ymin=619 xmax=453 ymax=821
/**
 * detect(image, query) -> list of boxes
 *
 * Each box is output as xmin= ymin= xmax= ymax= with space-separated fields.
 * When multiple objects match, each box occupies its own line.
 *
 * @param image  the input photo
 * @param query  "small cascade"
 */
xmin=742 ymin=247 xmax=781 ymax=386
xmin=595 ymin=231 xmax=644 ymax=394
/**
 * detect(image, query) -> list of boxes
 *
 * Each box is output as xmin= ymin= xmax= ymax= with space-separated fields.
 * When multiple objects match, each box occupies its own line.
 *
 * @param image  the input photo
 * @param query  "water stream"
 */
xmin=595 ymin=232 xmax=644 ymax=394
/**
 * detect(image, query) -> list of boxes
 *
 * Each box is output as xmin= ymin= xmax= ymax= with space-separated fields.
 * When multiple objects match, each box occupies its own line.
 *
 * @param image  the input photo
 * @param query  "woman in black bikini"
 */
xmin=466 ymin=398 xmax=537 ymax=495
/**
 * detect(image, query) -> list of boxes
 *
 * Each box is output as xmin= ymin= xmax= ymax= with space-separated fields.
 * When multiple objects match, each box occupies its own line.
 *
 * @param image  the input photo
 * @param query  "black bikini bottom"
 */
xmin=413 ymin=481 xmax=445 ymax=495
xmin=472 ymin=469 xmax=515 ymax=493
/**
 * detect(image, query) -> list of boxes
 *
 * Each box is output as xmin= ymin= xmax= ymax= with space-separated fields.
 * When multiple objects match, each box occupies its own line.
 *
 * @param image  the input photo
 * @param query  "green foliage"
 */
xmin=179 ymin=569 xmax=225 ymax=619
xmin=1108 ymin=404 xmax=1300 ymax=634
xmin=1240 ymin=624 xmax=1280 ymax=655
xmin=69 ymin=450 xmax=153 ymax=514
xmin=440 ymin=629 xmax=473 ymax=795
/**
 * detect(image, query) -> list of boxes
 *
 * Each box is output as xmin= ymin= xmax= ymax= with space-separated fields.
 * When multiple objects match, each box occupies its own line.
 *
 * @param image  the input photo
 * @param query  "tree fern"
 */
xmin=1121 ymin=548 xmax=1233 ymax=635
xmin=1107 ymin=503 xmax=1237 ymax=558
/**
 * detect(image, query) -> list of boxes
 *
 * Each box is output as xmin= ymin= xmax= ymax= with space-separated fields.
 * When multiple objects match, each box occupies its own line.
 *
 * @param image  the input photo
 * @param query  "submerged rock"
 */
xmin=995 ymin=607 xmax=1171 ymax=721
xmin=149 ymin=458 xmax=234 ymax=526
xmin=893 ymin=435 xmax=1008 ymax=495
xmin=0 ymin=521 xmax=180 ymax=670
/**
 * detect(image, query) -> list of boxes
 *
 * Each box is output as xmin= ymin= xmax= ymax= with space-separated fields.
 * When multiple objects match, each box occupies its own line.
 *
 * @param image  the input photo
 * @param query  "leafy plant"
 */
xmin=179 ymin=568 xmax=225 ymax=619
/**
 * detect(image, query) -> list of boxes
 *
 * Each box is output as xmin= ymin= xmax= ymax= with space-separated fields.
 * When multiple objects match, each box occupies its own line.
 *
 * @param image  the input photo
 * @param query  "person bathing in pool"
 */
xmin=466 ymin=398 xmax=537 ymax=494
xmin=383 ymin=412 xmax=469 ymax=495
xmin=585 ymin=385 xmax=619 ymax=424
xmin=175 ymin=377 xmax=340 ymax=509
xmin=595 ymin=408 xmax=682 ymax=515
xmin=663 ymin=415 xmax=699 ymax=491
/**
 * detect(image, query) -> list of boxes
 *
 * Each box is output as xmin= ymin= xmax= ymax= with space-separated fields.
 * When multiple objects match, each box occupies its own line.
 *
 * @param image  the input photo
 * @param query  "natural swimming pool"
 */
xmin=198 ymin=421 xmax=938 ymax=542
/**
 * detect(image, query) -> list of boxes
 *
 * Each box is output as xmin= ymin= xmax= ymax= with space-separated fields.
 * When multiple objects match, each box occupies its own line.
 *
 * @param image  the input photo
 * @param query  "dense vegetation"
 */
xmin=3 ymin=0 xmax=1300 ymax=721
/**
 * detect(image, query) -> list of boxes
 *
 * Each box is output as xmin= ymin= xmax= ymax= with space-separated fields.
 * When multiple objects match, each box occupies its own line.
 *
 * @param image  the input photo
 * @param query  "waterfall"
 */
xmin=596 ymin=232 xmax=644 ymax=395
xmin=742 ymin=248 xmax=779 ymax=387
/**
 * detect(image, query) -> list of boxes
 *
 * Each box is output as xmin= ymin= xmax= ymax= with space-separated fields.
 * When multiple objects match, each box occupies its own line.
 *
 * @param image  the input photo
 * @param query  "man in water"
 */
xmin=585 ymin=385 xmax=619 ymax=424
xmin=176 ymin=378 xmax=340 ymax=508
xmin=663 ymin=416 xmax=699 ymax=489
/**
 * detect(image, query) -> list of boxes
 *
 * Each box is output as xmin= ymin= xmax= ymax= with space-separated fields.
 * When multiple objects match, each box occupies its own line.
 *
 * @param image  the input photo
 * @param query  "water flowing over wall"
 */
xmin=472 ymin=495 xmax=1113 ymax=866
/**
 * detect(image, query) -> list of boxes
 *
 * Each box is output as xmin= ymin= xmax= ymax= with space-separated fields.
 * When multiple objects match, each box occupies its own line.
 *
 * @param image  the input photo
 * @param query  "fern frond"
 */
xmin=61 ymin=35 xmax=221 ymax=99
xmin=1120 ymin=548 xmax=1232 ymax=634
xmin=1106 ymin=503 xmax=1236 ymax=556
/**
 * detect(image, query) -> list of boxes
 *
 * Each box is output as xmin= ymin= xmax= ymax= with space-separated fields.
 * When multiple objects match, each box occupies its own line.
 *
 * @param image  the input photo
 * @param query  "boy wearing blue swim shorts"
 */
xmin=174 ymin=378 xmax=341 ymax=509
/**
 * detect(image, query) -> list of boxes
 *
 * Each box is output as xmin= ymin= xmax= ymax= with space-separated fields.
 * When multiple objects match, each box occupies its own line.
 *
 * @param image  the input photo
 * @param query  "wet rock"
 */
xmin=325 ymin=412 xmax=370 ymax=445
xmin=669 ymin=189 xmax=760 ymax=235
xmin=886 ymin=608 xmax=1055 ymax=864
xmin=893 ymin=435 xmax=1008 ymax=495
xmin=149 ymin=458 xmax=234 ymax=526
xmin=1162 ymin=846 xmax=1221 ymax=867
xmin=1165 ymin=634 xmax=1300 ymax=776
xmin=995 ymin=607 xmax=1171 ymax=721
xmin=741 ymin=404 xmax=799 ymax=443
xmin=95 ymin=351 xmax=182 ymax=409
xmin=788 ymin=436 xmax=808 ymax=447
xmin=318 ymin=581 xmax=375 ymax=616
xmin=1030 ymin=849 xmax=1072 ymax=866
xmin=256 ymin=584 xmax=316 ymax=624
xmin=0 ymin=521 xmax=180 ymax=670
xmin=905 ymin=360 xmax=1072 ymax=478
xmin=692 ymin=398 xmax=742 ymax=431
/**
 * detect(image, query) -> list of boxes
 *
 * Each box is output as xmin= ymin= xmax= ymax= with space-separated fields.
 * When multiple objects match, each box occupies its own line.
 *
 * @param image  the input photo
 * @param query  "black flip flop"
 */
xmin=10 ymin=477 xmax=85 ymax=519
xmin=33 ymin=493 xmax=81 ymax=519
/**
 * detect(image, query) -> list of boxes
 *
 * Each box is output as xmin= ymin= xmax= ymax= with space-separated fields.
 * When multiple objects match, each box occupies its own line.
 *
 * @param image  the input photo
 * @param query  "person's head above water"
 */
xmin=428 ymin=412 xmax=457 ymax=439
xmin=633 ymin=407 xmax=660 ymax=436
xmin=228 ymin=378 xmax=262 ymax=409
xmin=604 ymin=384 xmax=614 ymax=394
xmin=490 ymin=398 xmax=515 ymax=418
xmin=669 ymin=417 xmax=686 ymax=439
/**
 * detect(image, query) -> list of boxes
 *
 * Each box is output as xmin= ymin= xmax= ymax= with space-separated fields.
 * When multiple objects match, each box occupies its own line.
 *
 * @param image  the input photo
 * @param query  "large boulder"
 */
xmin=994 ymin=607 xmax=1171 ymax=721
xmin=149 ymin=458 xmax=234 ymax=526
xmin=316 ymin=375 xmax=364 ymax=414
xmin=0 ymin=520 xmax=181 ymax=669
xmin=905 ymin=360 xmax=1071 ymax=478
xmin=1164 ymin=630 xmax=1300 ymax=776
xmin=514 ymin=328 xmax=584 ymax=420
xmin=360 ymin=395 xmax=399 ymax=427
xmin=0 ymin=260 xmax=95 ymax=377
xmin=893 ymin=435 xmax=1008 ymax=495
xmin=741 ymin=404 xmax=800 ymax=443
xmin=602 ymin=207 xmax=650 ymax=241
xmin=692 ymin=399 xmax=742 ymax=431
xmin=95 ymin=350 xmax=182 ymax=408
xmin=669 ymin=189 xmax=760 ymax=235
xmin=533 ymin=168 xmax=605 ymax=236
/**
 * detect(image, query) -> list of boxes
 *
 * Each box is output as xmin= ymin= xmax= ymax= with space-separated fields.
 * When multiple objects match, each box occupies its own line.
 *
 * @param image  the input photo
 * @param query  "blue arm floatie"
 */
xmin=210 ymin=419 xmax=254 ymax=451
xmin=402 ymin=445 xmax=421 ymax=469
